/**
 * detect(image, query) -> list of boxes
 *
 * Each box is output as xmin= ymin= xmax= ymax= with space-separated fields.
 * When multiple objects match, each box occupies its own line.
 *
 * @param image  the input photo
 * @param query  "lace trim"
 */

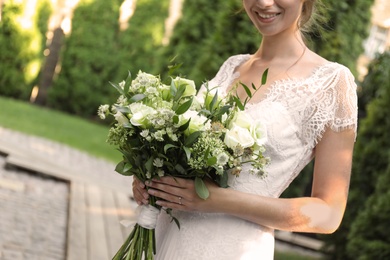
xmin=206 ymin=54 xmax=358 ymax=147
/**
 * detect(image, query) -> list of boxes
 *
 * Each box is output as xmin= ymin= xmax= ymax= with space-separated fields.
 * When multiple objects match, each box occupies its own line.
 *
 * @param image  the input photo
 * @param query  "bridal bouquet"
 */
xmin=98 ymin=68 xmax=269 ymax=260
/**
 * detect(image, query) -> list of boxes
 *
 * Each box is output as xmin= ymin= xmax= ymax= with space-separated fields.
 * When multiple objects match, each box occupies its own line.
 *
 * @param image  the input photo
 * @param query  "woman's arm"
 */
xmin=140 ymin=127 xmax=355 ymax=234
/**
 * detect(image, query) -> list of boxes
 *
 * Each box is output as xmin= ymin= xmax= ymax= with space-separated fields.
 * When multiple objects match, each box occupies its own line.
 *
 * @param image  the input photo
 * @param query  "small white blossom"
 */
xmin=97 ymin=104 xmax=109 ymax=119
xmin=153 ymin=158 xmax=164 ymax=168
xmin=157 ymin=169 xmax=165 ymax=177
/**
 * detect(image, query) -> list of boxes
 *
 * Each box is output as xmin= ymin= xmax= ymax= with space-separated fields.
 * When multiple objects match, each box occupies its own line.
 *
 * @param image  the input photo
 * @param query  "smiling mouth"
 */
xmin=256 ymin=12 xmax=280 ymax=19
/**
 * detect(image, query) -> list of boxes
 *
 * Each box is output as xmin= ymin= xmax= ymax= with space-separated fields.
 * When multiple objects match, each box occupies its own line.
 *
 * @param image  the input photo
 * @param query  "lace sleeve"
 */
xmin=329 ymin=65 xmax=358 ymax=137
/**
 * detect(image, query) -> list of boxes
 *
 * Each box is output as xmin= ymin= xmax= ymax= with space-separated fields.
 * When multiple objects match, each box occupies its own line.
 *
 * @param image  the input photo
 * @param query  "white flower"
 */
xmin=216 ymin=152 xmax=229 ymax=166
xmin=231 ymin=110 xmax=252 ymax=129
xmin=119 ymin=80 xmax=125 ymax=89
xmin=113 ymin=111 xmax=129 ymax=126
xmin=153 ymin=130 xmax=166 ymax=141
xmin=179 ymin=110 xmax=210 ymax=135
xmin=157 ymin=169 xmax=165 ymax=177
xmin=129 ymin=103 xmax=156 ymax=127
xmin=97 ymin=104 xmax=109 ymax=119
xmin=140 ymin=130 xmax=149 ymax=138
xmin=172 ymin=77 xmax=196 ymax=97
xmin=153 ymin=158 xmax=164 ymax=168
xmin=250 ymin=121 xmax=268 ymax=146
xmin=224 ymin=124 xmax=255 ymax=149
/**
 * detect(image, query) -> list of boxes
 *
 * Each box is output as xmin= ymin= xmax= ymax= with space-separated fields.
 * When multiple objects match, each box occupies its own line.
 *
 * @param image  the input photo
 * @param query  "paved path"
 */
xmin=0 ymin=127 xmax=135 ymax=260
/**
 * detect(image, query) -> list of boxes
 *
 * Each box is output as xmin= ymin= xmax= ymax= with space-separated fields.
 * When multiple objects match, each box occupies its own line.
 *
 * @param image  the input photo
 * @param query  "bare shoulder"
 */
xmin=302 ymin=49 xmax=329 ymax=69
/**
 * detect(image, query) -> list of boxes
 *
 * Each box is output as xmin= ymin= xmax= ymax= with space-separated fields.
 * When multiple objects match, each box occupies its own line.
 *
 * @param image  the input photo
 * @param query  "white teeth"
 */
xmin=258 ymin=13 xmax=277 ymax=19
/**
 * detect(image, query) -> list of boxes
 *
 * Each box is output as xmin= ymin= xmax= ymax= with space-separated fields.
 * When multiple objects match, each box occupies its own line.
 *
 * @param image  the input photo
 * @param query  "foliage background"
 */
xmin=1 ymin=0 xmax=389 ymax=258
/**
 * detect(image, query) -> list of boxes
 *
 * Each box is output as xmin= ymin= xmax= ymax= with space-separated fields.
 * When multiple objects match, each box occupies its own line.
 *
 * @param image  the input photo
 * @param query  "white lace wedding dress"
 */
xmin=154 ymin=54 xmax=358 ymax=259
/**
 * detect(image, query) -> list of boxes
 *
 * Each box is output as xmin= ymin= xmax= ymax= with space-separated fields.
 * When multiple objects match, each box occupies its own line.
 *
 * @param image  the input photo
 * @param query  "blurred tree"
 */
xmin=0 ymin=3 xmax=34 ymax=99
xmin=35 ymin=0 xmax=66 ymax=105
xmin=115 ymin=0 xmax=169 ymax=82
xmin=347 ymin=165 xmax=390 ymax=259
xmin=48 ymin=0 xmax=122 ymax=117
xmin=309 ymin=0 xmax=375 ymax=76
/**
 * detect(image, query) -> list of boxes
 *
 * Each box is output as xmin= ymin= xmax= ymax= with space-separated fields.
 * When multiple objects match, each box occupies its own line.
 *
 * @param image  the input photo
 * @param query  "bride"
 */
xmin=132 ymin=0 xmax=358 ymax=259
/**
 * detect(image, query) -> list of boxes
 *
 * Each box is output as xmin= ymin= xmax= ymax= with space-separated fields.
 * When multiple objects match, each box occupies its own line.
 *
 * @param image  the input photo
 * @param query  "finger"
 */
xmin=149 ymin=176 xmax=188 ymax=188
xmin=149 ymin=188 xmax=184 ymax=206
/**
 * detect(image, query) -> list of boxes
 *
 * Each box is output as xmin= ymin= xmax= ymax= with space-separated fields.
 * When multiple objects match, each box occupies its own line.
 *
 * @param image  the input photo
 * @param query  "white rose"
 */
xmin=113 ymin=111 xmax=129 ymax=126
xmin=250 ymin=121 xmax=268 ymax=146
xmin=173 ymin=77 xmax=197 ymax=97
xmin=232 ymin=111 xmax=253 ymax=129
xmin=224 ymin=124 xmax=255 ymax=149
xmin=129 ymin=103 xmax=156 ymax=127
xmin=180 ymin=110 xmax=210 ymax=135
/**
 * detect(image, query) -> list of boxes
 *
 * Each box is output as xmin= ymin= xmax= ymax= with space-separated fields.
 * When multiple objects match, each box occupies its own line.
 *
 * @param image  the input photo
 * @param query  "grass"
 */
xmin=275 ymin=251 xmax=320 ymax=260
xmin=0 ymin=96 xmax=121 ymax=163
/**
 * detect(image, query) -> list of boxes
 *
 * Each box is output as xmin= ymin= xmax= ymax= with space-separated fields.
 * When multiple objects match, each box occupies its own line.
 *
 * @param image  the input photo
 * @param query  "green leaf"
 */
xmin=129 ymin=94 xmax=146 ymax=104
xmin=109 ymin=81 xmax=125 ymax=96
xmin=124 ymin=71 xmax=132 ymax=93
xmin=174 ymin=164 xmax=186 ymax=174
xmin=209 ymin=91 xmax=219 ymax=112
xmin=175 ymin=97 xmax=193 ymax=115
xmin=115 ymin=161 xmax=133 ymax=176
xmin=172 ymin=115 xmax=179 ymax=124
xmin=261 ymin=68 xmax=269 ymax=85
xmin=219 ymin=171 xmax=229 ymax=188
xmin=178 ymin=118 xmax=190 ymax=132
xmin=233 ymin=96 xmax=245 ymax=110
xmin=195 ymin=177 xmax=209 ymax=199
xmin=170 ymin=216 xmax=181 ymax=229
xmin=164 ymin=144 xmax=177 ymax=153
xmin=240 ymin=82 xmax=252 ymax=98
xmin=174 ymin=84 xmax=186 ymax=101
xmin=183 ymin=146 xmax=191 ymax=160
xmin=213 ymin=105 xmax=231 ymax=118
xmin=170 ymin=79 xmax=177 ymax=97
xmin=184 ymin=131 xmax=202 ymax=146
xmin=114 ymin=106 xmax=131 ymax=114
xmin=145 ymin=156 xmax=154 ymax=174
xmin=207 ymin=156 xmax=217 ymax=166
xmin=251 ymin=83 xmax=257 ymax=91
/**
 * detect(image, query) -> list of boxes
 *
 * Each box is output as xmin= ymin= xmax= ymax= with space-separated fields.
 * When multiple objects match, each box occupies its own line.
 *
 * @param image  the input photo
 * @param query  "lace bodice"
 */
xmin=154 ymin=54 xmax=358 ymax=260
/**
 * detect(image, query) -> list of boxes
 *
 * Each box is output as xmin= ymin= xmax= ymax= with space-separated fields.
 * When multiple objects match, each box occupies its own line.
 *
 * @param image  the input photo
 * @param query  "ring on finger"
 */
xmin=178 ymin=196 xmax=182 ymax=205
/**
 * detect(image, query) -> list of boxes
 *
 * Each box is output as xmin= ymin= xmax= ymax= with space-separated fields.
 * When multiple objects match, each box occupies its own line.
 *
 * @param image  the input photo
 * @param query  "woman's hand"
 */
xmin=146 ymin=177 xmax=218 ymax=212
xmin=132 ymin=176 xmax=150 ymax=205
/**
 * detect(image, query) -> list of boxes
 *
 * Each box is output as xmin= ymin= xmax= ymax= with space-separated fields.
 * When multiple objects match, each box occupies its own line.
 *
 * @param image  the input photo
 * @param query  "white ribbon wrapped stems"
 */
xmin=137 ymin=204 xmax=160 ymax=229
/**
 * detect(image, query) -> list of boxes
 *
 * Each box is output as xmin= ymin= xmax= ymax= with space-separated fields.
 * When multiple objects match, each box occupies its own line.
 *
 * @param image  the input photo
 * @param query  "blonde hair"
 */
xmin=299 ymin=0 xmax=323 ymax=34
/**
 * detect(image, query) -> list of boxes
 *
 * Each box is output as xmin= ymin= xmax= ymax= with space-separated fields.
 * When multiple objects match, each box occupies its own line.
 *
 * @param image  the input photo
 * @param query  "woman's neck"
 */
xmin=254 ymin=31 xmax=306 ymax=62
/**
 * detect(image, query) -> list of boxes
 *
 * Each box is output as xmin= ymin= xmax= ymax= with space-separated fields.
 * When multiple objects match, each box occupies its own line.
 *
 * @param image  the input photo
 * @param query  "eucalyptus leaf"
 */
xmin=195 ymin=177 xmax=209 ymax=200
xmin=129 ymin=94 xmax=146 ymax=104
xmin=115 ymin=105 xmax=131 ymax=114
